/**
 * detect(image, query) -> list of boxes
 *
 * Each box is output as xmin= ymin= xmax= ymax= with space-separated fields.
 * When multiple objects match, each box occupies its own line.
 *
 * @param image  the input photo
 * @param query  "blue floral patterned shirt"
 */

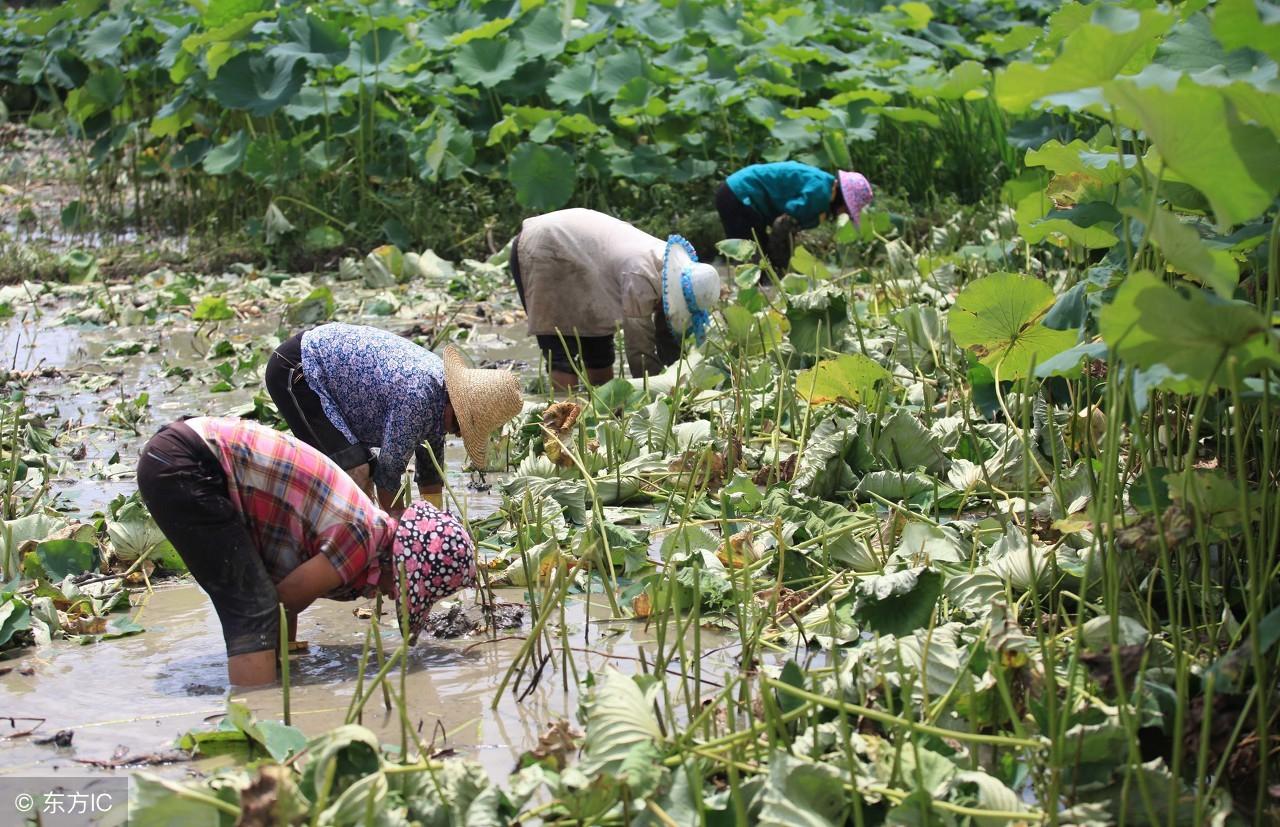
xmin=300 ymin=323 xmax=447 ymax=492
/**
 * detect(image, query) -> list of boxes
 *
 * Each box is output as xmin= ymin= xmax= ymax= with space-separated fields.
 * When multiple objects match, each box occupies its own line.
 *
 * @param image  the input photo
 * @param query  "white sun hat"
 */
xmin=661 ymin=235 xmax=719 ymax=344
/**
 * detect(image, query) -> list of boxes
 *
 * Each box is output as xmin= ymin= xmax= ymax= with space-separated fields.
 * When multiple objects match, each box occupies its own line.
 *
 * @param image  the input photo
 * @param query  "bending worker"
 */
xmin=137 ymin=416 xmax=476 ymax=685
xmin=508 ymin=208 xmax=721 ymax=389
xmin=265 ymin=324 xmax=522 ymax=512
xmin=715 ymin=162 xmax=873 ymax=275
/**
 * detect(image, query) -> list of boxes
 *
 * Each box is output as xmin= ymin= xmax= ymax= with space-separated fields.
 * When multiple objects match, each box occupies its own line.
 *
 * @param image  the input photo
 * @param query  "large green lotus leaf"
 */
xmin=269 ymin=13 xmax=349 ymax=67
xmin=449 ymin=17 xmax=513 ymax=45
xmin=610 ymin=144 xmax=673 ymax=183
xmin=203 ymin=0 xmax=272 ymax=28
xmin=1213 ymin=0 xmax=1280 ymax=63
xmin=868 ymin=105 xmax=939 ymax=127
xmin=209 ymin=52 xmax=304 ymax=116
xmin=598 ymin=50 xmax=647 ymax=98
xmin=419 ymin=116 xmax=476 ymax=182
xmin=201 ymin=130 xmax=247 ymax=175
xmin=1208 ymin=72 xmax=1280 ymax=140
xmin=131 ymin=773 xmax=229 ymax=827
xmin=579 ymin=669 xmax=662 ymax=777
xmin=24 ymin=539 xmax=96 ymax=581
xmin=1016 ymin=189 xmax=1119 ymax=249
xmin=80 ymin=15 xmax=133 ymax=63
xmin=633 ymin=9 xmax=683 ymax=45
xmin=454 ymin=38 xmax=526 ymax=88
xmin=520 ymin=5 xmax=566 ymax=60
xmin=1152 ymin=11 xmax=1262 ymax=76
xmin=508 ymin=142 xmax=575 ymax=210
xmin=950 ymin=273 xmax=1079 ymax=380
xmin=1024 ymin=139 xmax=1135 ymax=184
xmin=341 ymin=29 xmax=409 ymax=76
xmin=874 ymin=409 xmax=947 ymax=474
xmin=547 ymin=62 xmax=596 ymax=105
xmin=0 ymin=596 xmax=31 ymax=649
xmin=65 ymin=66 xmax=124 ymax=123
xmin=418 ymin=6 xmax=485 ymax=48
xmin=995 ymin=5 xmax=1174 ymax=112
xmin=1106 ymin=71 xmax=1280 ymax=227
xmin=853 ymin=568 xmax=944 ymax=637
xmin=785 ymin=284 xmax=848 ymax=357
xmin=183 ymin=0 xmax=276 ymax=58
xmin=791 ymin=416 xmax=865 ymax=499
xmin=1127 ymin=206 xmax=1238 ymax=297
xmin=1099 ymin=270 xmax=1280 ymax=387
xmin=908 ymin=60 xmax=990 ymax=101
xmin=795 ymin=353 xmax=892 ymax=408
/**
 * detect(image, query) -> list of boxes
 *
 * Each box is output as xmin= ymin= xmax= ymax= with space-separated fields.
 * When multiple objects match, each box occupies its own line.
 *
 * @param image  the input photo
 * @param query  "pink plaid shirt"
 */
xmin=184 ymin=417 xmax=397 ymax=597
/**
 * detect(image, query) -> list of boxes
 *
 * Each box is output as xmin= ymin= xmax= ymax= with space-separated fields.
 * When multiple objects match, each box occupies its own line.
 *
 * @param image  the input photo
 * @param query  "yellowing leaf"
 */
xmin=795 ymin=353 xmax=893 ymax=408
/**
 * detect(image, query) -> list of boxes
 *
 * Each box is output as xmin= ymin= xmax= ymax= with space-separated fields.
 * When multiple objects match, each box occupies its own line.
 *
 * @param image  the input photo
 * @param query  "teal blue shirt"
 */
xmin=725 ymin=162 xmax=836 ymax=229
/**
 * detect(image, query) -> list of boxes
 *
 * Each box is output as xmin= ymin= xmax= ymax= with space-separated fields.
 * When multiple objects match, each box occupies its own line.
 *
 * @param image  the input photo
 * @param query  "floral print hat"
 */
xmin=389 ymin=501 xmax=477 ymax=637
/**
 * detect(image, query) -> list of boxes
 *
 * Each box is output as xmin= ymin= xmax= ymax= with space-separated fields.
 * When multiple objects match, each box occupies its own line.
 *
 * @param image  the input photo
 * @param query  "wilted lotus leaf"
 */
xmin=522 ymin=720 xmax=583 ymax=771
xmin=668 ymin=448 xmax=726 ymax=491
xmin=718 ymin=527 xmax=760 ymax=568
xmin=541 ymin=401 xmax=582 ymax=468
xmin=541 ymin=401 xmax=582 ymax=436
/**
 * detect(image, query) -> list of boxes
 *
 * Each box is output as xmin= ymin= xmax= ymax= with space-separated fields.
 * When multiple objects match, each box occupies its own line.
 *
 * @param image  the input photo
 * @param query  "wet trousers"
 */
xmin=715 ymin=182 xmax=792 ymax=276
xmin=136 ymin=421 xmax=279 ymax=656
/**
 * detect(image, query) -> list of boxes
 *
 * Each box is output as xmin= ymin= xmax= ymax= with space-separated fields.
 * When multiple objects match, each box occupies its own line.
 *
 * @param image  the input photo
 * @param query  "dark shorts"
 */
xmin=715 ymin=182 xmax=791 ymax=276
xmin=136 ymin=421 xmax=280 ymax=657
xmin=510 ymin=234 xmax=616 ymax=373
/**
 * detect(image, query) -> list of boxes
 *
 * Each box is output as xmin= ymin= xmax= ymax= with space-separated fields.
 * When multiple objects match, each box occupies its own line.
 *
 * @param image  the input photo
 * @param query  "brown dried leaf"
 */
xmin=541 ymin=401 xmax=582 ymax=436
xmin=236 ymin=764 xmax=305 ymax=827
xmin=527 ymin=720 xmax=583 ymax=771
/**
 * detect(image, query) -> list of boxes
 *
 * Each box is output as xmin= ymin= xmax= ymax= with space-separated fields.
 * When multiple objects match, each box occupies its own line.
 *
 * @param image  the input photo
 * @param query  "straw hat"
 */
xmin=661 ymin=235 xmax=720 ymax=345
xmin=442 ymin=345 xmax=523 ymax=468
xmin=837 ymin=171 xmax=874 ymax=226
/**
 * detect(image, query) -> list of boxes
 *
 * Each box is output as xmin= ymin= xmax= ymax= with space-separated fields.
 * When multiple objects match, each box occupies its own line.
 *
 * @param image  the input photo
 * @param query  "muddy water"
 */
xmin=1 ymin=583 xmax=733 ymax=780
xmin=1 ymin=295 xmax=734 ymax=782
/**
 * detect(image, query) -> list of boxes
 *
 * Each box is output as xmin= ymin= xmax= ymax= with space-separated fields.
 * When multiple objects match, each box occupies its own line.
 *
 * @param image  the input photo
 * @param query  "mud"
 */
xmin=422 ymin=601 xmax=526 ymax=639
xmin=0 ymin=289 xmax=733 ymax=784
xmin=0 ymin=583 xmax=734 ymax=781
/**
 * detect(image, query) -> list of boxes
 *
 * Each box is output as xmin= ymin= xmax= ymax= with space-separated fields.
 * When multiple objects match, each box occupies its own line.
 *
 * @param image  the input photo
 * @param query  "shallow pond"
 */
xmin=0 ymin=287 xmax=741 ymax=782
xmin=1 ymin=582 xmax=735 ymax=781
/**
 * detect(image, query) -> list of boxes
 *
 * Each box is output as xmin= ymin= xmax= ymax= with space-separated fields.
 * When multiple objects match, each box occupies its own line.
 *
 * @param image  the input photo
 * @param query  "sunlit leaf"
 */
xmin=796 ymin=354 xmax=892 ymax=408
xmin=1106 ymin=70 xmax=1280 ymax=228
xmin=950 ymin=273 xmax=1079 ymax=381
xmin=995 ymin=5 xmax=1174 ymax=112
xmin=1099 ymin=270 xmax=1280 ymax=389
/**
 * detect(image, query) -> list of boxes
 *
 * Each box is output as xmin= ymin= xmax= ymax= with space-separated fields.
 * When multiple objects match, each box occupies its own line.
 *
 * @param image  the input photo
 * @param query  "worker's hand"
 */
xmin=772 ymin=213 xmax=798 ymax=237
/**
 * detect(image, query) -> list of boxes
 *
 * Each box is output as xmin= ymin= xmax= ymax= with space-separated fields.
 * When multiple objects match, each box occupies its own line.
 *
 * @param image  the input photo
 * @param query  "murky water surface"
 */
xmin=0 ymin=294 xmax=729 ymax=780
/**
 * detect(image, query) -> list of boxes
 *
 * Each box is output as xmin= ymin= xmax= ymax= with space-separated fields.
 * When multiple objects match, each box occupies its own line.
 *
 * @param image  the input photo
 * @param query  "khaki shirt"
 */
xmin=516 ymin=209 xmax=676 ymax=376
